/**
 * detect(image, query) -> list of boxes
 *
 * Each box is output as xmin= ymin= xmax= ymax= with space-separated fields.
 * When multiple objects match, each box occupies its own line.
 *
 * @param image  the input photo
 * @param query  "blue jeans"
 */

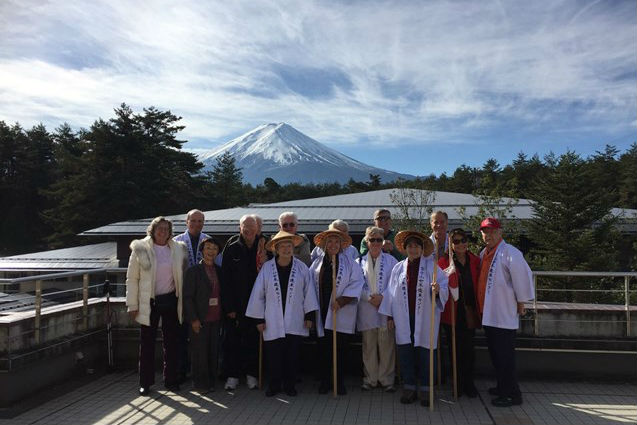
xmin=397 ymin=343 xmax=437 ymax=391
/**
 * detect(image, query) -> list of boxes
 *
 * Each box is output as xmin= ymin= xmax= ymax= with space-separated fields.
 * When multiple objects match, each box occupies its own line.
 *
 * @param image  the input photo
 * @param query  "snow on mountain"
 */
xmin=199 ymin=123 xmax=414 ymax=185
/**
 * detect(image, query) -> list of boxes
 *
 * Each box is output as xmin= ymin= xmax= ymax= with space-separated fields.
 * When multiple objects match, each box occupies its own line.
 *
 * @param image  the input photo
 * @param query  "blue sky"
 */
xmin=0 ymin=0 xmax=635 ymax=178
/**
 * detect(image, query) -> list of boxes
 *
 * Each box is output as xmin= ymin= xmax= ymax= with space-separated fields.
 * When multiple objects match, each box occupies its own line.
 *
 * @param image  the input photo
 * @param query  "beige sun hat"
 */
xmin=265 ymin=231 xmax=304 ymax=253
xmin=394 ymin=230 xmax=434 ymax=256
xmin=313 ymin=228 xmax=352 ymax=250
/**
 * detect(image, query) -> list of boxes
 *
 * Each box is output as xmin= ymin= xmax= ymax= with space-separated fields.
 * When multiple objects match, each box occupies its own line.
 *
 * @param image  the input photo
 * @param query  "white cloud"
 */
xmin=0 ymin=0 xmax=634 ymax=150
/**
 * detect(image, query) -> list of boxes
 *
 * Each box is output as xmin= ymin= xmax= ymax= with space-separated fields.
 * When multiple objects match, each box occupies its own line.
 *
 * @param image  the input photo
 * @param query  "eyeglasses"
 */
xmin=374 ymin=216 xmax=391 ymax=221
xmin=368 ymin=238 xmax=384 ymax=243
xmin=452 ymin=237 xmax=467 ymax=244
xmin=281 ymin=222 xmax=296 ymax=228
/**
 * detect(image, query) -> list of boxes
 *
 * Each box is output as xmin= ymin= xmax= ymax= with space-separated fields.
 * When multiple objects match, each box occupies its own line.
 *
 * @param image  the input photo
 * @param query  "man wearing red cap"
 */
xmin=476 ymin=217 xmax=534 ymax=407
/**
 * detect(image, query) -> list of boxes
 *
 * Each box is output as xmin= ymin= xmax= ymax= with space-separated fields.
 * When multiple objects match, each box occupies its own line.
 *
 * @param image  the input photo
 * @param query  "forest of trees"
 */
xmin=1 ymin=104 xmax=636 ymax=277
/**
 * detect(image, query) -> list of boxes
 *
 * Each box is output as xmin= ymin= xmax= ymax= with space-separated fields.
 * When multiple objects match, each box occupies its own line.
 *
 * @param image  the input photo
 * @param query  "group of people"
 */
xmin=125 ymin=207 xmax=534 ymax=408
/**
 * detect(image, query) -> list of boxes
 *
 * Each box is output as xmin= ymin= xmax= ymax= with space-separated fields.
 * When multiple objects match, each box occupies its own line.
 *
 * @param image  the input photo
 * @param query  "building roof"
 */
xmin=0 ymin=242 xmax=118 ymax=271
xmin=80 ymin=188 xmax=637 ymax=236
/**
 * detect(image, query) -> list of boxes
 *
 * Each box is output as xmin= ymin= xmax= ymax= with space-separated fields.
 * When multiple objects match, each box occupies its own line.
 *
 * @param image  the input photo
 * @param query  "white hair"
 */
xmin=365 ymin=226 xmax=384 ymax=240
xmin=250 ymin=214 xmax=263 ymax=226
xmin=240 ymin=214 xmax=256 ymax=226
xmin=278 ymin=211 xmax=298 ymax=225
xmin=329 ymin=219 xmax=349 ymax=233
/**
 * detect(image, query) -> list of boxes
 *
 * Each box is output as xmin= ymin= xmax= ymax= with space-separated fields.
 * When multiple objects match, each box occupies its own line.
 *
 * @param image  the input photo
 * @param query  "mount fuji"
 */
xmin=198 ymin=123 xmax=413 ymax=185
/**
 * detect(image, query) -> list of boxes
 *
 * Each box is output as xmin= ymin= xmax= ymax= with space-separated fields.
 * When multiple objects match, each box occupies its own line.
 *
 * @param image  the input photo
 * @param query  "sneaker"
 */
xmin=383 ymin=384 xmax=396 ymax=393
xmin=224 ymin=377 xmax=239 ymax=391
xmin=400 ymin=389 xmax=417 ymax=404
xmin=246 ymin=375 xmax=259 ymax=390
xmin=491 ymin=395 xmax=523 ymax=407
xmin=285 ymin=387 xmax=298 ymax=397
xmin=265 ymin=387 xmax=280 ymax=397
xmin=138 ymin=386 xmax=150 ymax=396
xmin=361 ymin=383 xmax=374 ymax=391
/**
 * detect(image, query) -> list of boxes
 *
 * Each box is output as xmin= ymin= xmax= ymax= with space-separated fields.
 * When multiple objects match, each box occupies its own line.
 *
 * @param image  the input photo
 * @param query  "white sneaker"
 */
xmin=246 ymin=375 xmax=258 ymax=390
xmin=224 ymin=377 xmax=238 ymax=391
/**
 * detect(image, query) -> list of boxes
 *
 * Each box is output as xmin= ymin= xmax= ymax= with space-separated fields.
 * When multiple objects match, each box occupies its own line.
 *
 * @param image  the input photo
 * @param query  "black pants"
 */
xmin=265 ymin=335 xmax=302 ymax=391
xmin=317 ymin=330 xmax=348 ymax=387
xmin=139 ymin=292 xmax=178 ymax=388
xmin=484 ymin=325 xmax=521 ymax=398
xmin=178 ymin=322 xmax=191 ymax=380
xmin=190 ymin=321 xmax=221 ymax=390
xmin=442 ymin=323 xmax=476 ymax=392
xmin=223 ymin=316 xmax=259 ymax=379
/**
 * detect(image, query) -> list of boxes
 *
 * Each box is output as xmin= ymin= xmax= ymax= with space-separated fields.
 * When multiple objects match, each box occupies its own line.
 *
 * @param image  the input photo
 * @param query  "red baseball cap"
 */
xmin=480 ymin=217 xmax=501 ymax=230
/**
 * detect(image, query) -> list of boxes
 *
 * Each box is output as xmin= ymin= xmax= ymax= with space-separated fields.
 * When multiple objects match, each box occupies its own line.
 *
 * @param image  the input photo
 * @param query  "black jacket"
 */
xmin=183 ymin=263 xmax=223 ymax=323
xmin=220 ymin=234 xmax=262 ymax=317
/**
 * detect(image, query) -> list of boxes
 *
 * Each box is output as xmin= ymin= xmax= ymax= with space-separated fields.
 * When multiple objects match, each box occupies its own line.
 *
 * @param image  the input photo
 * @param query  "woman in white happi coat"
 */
xmin=310 ymin=228 xmax=364 ymax=395
xmin=246 ymin=231 xmax=319 ymax=397
xmin=356 ymin=226 xmax=398 ymax=391
xmin=379 ymin=230 xmax=449 ymax=407
xmin=310 ymin=219 xmax=359 ymax=263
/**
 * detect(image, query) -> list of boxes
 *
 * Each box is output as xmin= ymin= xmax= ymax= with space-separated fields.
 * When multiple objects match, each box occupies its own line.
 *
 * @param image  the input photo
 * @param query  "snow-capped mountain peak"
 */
xmin=199 ymin=123 xmax=413 ymax=185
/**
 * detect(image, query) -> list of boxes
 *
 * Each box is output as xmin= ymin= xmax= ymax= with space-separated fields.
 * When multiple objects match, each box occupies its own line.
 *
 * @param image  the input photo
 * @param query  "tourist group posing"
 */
xmin=125 ymin=208 xmax=534 ymax=408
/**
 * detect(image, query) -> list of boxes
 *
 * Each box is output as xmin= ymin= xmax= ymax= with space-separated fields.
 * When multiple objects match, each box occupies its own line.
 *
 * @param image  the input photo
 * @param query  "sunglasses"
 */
xmin=368 ymin=238 xmax=384 ymax=243
xmin=452 ymin=237 xmax=468 ymax=244
xmin=281 ymin=222 xmax=296 ymax=228
xmin=374 ymin=216 xmax=391 ymax=221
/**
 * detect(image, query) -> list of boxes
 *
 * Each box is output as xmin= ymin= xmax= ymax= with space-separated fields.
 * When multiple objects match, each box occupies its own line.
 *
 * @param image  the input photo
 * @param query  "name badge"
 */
xmin=209 ymin=297 xmax=219 ymax=306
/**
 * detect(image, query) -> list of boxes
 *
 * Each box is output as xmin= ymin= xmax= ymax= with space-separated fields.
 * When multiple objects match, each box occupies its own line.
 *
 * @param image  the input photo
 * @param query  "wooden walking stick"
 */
xmin=332 ymin=254 xmax=338 ymax=398
xmin=451 ymin=297 xmax=458 ymax=400
xmin=437 ymin=333 xmax=442 ymax=387
xmin=429 ymin=252 xmax=438 ymax=411
xmin=259 ymin=332 xmax=263 ymax=390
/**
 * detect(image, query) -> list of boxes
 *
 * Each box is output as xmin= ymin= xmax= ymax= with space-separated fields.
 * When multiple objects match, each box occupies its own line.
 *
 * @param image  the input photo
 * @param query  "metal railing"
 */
xmin=0 ymin=268 xmax=635 ymax=351
xmin=531 ymin=271 xmax=637 ymax=337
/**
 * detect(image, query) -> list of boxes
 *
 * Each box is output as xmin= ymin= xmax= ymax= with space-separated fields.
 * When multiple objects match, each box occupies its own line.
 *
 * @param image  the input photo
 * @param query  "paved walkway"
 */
xmin=1 ymin=372 xmax=635 ymax=424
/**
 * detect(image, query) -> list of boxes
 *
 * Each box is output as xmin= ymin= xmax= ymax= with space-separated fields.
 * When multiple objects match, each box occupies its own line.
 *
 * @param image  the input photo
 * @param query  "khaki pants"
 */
xmin=361 ymin=327 xmax=395 ymax=387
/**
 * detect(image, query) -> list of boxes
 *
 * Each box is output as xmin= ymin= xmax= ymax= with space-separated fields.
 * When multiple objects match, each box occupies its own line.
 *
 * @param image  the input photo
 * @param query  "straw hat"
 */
xmin=394 ymin=230 xmax=434 ymax=256
xmin=265 ymin=231 xmax=304 ymax=253
xmin=313 ymin=228 xmax=352 ymax=250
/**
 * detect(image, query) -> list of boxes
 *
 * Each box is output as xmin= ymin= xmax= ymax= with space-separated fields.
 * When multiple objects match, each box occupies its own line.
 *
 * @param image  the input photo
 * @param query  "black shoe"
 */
xmin=488 ymin=386 xmax=499 ymax=396
xmin=491 ymin=395 xmax=523 ymax=407
xmin=418 ymin=390 xmax=430 ymax=407
xmin=265 ymin=387 xmax=280 ymax=397
xmin=464 ymin=384 xmax=478 ymax=398
xmin=165 ymin=383 xmax=180 ymax=392
xmin=400 ymin=389 xmax=417 ymax=404
xmin=337 ymin=384 xmax=347 ymax=395
xmin=285 ymin=387 xmax=297 ymax=397
xmin=318 ymin=381 xmax=329 ymax=394
xmin=139 ymin=386 xmax=150 ymax=396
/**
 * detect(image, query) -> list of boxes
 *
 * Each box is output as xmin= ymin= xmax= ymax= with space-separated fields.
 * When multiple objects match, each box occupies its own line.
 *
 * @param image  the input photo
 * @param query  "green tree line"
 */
xmin=1 ymin=104 xmax=636 ymax=281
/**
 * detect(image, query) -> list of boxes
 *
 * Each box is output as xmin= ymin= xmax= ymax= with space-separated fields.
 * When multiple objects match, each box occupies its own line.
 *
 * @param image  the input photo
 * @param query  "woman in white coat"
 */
xmin=310 ymin=228 xmax=364 ymax=395
xmin=356 ymin=226 xmax=398 ymax=391
xmin=126 ymin=216 xmax=188 ymax=396
xmin=246 ymin=231 xmax=319 ymax=397
xmin=379 ymin=230 xmax=448 ymax=406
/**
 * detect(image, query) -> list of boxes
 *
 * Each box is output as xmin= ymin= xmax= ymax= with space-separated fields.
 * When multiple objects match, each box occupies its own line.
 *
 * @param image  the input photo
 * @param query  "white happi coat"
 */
xmin=246 ymin=257 xmax=319 ymax=341
xmin=479 ymin=240 xmax=534 ymax=330
xmin=379 ymin=256 xmax=449 ymax=349
xmin=310 ymin=252 xmax=364 ymax=336
xmin=356 ymin=252 xmax=398 ymax=331
xmin=173 ymin=231 xmax=210 ymax=267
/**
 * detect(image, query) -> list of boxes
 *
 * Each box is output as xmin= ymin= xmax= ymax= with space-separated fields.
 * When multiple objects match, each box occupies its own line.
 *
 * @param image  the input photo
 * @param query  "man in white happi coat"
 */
xmin=246 ymin=231 xmax=318 ymax=397
xmin=310 ymin=228 xmax=364 ymax=395
xmin=379 ymin=230 xmax=448 ymax=407
xmin=173 ymin=209 xmax=209 ymax=382
xmin=356 ymin=226 xmax=398 ymax=392
xmin=476 ymin=217 xmax=534 ymax=408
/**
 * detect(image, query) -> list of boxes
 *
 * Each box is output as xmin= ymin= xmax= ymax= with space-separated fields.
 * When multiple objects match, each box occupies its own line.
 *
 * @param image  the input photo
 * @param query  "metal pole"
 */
xmin=533 ymin=274 xmax=538 ymax=337
xmin=35 ymin=279 xmax=42 ymax=344
xmin=625 ymin=276 xmax=630 ymax=337
xmin=83 ymin=273 xmax=89 ymax=331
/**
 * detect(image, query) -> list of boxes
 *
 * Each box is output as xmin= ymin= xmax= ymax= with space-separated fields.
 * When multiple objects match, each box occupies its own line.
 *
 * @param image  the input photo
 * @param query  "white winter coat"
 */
xmin=126 ymin=236 xmax=188 ymax=326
